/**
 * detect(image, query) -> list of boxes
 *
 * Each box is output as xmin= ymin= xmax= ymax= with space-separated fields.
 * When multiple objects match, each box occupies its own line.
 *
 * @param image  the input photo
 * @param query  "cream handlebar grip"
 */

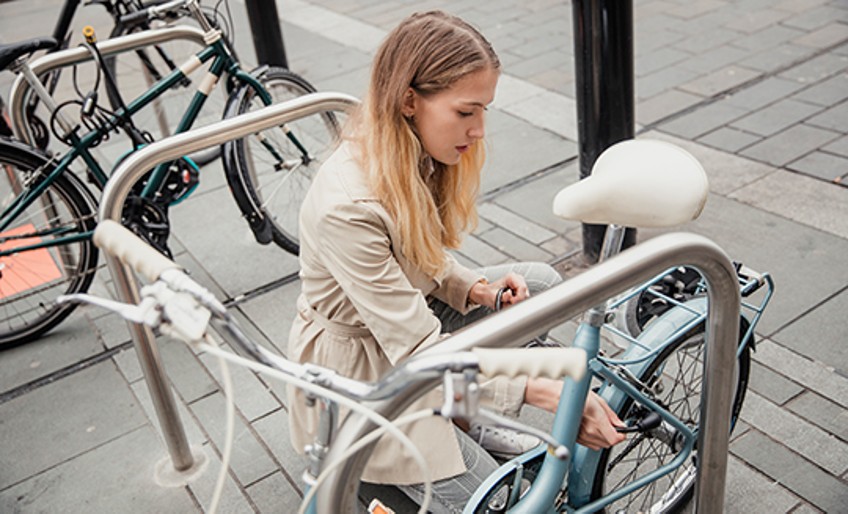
xmin=472 ymin=348 xmax=587 ymax=380
xmin=93 ymin=220 xmax=181 ymax=282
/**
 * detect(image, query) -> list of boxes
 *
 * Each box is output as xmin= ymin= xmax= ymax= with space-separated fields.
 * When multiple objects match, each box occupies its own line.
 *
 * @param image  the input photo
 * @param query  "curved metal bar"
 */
xmin=100 ymin=92 xmax=357 ymax=220
xmin=8 ymin=26 xmax=208 ymax=143
xmin=98 ymin=92 xmax=358 ymax=474
xmin=319 ymin=232 xmax=740 ymax=514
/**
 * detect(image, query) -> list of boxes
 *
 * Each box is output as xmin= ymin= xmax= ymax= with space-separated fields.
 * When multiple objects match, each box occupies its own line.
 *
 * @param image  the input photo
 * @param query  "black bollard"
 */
xmin=245 ymin=0 xmax=288 ymax=68
xmin=571 ymin=0 xmax=637 ymax=263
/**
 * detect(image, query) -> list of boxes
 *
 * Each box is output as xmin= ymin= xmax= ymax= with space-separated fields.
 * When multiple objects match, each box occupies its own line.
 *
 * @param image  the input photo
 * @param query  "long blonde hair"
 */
xmin=351 ymin=11 xmax=499 ymax=277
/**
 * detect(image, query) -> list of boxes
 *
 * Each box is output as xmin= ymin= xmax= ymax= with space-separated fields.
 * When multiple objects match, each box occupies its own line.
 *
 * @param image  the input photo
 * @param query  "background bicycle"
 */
xmin=0 ymin=0 xmax=344 ymax=347
xmin=0 ymin=0 xmax=256 ymax=160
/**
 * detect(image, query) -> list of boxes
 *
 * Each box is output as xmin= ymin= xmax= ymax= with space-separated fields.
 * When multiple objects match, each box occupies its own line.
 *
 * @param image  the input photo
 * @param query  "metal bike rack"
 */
xmin=97 ymin=92 xmax=359 ymax=478
xmin=8 ymin=26 xmax=209 ymax=145
xmin=320 ymin=233 xmax=741 ymax=514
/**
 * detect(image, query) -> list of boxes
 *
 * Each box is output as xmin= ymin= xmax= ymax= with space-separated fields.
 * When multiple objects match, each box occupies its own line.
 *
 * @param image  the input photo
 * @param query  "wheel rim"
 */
xmin=0 ymin=154 xmax=96 ymax=346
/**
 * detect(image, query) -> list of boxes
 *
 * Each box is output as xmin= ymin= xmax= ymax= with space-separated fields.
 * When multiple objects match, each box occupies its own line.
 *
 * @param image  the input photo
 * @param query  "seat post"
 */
xmin=584 ymin=224 xmax=626 ymax=326
xmin=598 ymin=224 xmax=627 ymax=263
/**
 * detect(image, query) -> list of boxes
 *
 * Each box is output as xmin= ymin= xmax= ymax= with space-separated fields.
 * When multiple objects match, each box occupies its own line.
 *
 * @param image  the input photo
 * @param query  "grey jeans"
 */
xmin=398 ymin=261 xmax=562 ymax=514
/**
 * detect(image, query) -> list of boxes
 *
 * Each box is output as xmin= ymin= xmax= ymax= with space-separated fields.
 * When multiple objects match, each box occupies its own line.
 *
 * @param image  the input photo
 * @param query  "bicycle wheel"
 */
xmin=225 ymin=66 xmax=341 ymax=254
xmin=590 ymin=321 xmax=751 ymax=513
xmin=0 ymin=138 xmax=99 ymax=348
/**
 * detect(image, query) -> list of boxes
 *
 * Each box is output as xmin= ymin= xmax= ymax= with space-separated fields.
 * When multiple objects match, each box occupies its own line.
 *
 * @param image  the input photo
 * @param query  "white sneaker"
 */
xmin=467 ymin=423 xmax=542 ymax=459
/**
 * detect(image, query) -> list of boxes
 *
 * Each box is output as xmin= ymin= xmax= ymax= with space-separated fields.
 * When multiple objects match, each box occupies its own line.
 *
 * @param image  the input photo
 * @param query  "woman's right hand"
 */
xmin=468 ymin=272 xmax=530 ymax=309
xmin=525 ymin=377 xmax=625 ymax=450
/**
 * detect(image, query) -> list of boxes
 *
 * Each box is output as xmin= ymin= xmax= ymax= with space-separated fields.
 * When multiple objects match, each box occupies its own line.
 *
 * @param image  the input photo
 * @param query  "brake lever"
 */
xmin=57 ymin=293 xmax=162 ymax=326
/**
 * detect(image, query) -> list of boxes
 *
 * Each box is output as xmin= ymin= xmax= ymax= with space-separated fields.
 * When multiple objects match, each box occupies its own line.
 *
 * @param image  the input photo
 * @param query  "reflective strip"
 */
xmin=178 ymin=55 xmax=203 ymax=77
xmin=198 ymin=72 xmax=220 ymax=96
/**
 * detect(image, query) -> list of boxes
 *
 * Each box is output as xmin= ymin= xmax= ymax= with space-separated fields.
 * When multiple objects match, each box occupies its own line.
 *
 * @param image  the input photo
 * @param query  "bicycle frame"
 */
xmin=1 ymin=25 xmax=262 ymax=258
xmin=463 ymin=270 xmax=772 ymax=512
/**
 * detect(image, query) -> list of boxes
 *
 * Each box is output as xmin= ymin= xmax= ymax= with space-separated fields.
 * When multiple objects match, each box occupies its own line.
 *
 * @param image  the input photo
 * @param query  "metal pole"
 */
xmin=319 ymin=232 xmax=740 ymax=514
xmin=106 ymin=254 xmax=197 ymax=471
xmin=571 ymin=0 xmax=636 ymax=262
xmin=98 ymin=92 xmax=358 ymax=476
xmin=244 ymin=0 xmax=288 ymax=68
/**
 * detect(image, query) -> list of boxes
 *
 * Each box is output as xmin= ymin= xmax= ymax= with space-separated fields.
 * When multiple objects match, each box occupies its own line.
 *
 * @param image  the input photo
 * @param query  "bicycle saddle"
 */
xmin=0 ymin=37 xmax=57 ymax=71
xmin=552 ymin=139 xmax=708 ymax=228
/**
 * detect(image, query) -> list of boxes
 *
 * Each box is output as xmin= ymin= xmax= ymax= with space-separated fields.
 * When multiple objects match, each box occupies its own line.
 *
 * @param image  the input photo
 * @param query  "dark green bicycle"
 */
xmin=0 ymin=0 xmax=343 ymax=347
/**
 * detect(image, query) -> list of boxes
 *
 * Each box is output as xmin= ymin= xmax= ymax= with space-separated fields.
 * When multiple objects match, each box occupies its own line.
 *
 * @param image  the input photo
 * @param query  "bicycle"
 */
xmin=61 ymin=138 xmax=773 ymax=513
xmin=313 ymin=139 xmax=773 ymax=513
xmin=0 ymin=0 xmax=345 ymax=347
xmin=2 ymin=0 xmax=239 ymax=165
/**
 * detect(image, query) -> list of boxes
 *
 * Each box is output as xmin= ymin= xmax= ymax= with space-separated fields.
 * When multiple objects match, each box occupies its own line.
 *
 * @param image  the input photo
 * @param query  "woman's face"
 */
xmin=406 ymin=67 xmax=499 ymax=166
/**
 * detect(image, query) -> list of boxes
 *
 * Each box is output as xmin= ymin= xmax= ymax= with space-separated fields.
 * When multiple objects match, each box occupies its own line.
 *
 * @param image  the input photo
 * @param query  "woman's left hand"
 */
xmin=468 ymin=272 xmax=529 ymax=309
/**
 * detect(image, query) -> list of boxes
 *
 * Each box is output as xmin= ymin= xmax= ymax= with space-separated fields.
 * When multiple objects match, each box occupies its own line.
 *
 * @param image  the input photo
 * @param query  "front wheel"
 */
xmin=590 ymin=321 xmax=751 ymax=513
xmin=223 ymin=66 xmax=341 ymax=255
xmin=0 ymin=139 xmax=99 ymax=347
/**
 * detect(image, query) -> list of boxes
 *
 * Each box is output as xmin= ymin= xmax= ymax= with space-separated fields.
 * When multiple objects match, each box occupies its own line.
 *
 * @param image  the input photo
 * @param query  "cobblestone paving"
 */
xmin=0 ymin=0 xmax=846 ymax=512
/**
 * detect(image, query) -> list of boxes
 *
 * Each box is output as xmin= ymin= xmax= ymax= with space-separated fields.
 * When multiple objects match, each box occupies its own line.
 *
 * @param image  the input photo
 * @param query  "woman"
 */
xmin=288 ymin=11 xmax=624 ymax=512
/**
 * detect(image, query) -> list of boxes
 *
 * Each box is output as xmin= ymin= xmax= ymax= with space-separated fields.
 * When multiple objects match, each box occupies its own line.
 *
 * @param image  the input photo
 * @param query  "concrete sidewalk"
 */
xmin=0 ymin=0 xmax=846 ymax=512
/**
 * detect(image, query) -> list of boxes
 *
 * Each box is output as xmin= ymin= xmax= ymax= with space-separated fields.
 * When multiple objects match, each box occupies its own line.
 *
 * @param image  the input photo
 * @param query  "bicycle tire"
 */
xmin=589 ymin=319 xmax=751 ymax=513
xmin=103 ymin=21 xmax=228 ymax=167
xmin=224 ymin=66 xmax=341 ymax=255
xmin=0 ymin=138 xmax=99 ymax=348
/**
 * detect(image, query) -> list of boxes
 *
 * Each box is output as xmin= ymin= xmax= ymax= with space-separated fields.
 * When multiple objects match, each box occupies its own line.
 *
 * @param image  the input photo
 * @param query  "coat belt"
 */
xmin=299 ymin=296 xmax=372 ymax=337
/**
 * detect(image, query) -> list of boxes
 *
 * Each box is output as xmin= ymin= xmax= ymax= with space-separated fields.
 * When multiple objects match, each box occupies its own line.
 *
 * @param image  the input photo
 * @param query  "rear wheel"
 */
xmin=0 ymin=139 xmax=99 ymax=347
xmin=226 ymin=67 xmax=341 ymax=254
xmin=590 ymin=321 xmax=751 ymax=513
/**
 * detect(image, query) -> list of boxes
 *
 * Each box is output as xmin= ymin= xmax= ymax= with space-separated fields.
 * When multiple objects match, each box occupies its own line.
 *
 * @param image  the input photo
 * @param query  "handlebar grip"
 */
xmin=472 ymin=348 xmax=587 ymax=380
xmin=118 ymin=9 xmax=151 ymax=27
xmin=93 ymin=220 xmax=181 ymax=282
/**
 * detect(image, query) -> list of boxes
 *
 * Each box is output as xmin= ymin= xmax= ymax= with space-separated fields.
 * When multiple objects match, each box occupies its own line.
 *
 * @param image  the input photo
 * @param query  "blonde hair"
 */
xmin=350 ymin=11 xmax=499 ymax=277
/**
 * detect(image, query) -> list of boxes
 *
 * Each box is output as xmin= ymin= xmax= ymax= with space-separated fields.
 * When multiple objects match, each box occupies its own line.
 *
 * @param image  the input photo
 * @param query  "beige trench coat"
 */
xmin=288 ymin=142 xmax=527 ymax=485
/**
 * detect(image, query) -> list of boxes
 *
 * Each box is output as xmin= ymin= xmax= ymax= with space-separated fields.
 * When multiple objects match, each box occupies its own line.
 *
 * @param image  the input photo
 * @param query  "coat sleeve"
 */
xmin=316 ymin=203 xmax=442 ymax=365
xmin=429 ymin=252 xmax=485 ymax=314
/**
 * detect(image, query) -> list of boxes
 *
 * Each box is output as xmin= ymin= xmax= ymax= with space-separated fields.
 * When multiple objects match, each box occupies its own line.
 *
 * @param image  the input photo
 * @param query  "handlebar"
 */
xmin=118 ymin=0 xmax=190 ymax=28
xmin=91 ymin=220 xmax=587 ymax=401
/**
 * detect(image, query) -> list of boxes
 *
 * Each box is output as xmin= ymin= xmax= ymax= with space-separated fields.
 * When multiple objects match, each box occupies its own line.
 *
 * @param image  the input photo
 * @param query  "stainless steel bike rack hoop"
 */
xmin=320 ymin=232 xmax=741 ymax=514
xmin=98 ymin=92 xmax=359 ymax=479
xmin=8 ymin=26 xmax=209 ymax=145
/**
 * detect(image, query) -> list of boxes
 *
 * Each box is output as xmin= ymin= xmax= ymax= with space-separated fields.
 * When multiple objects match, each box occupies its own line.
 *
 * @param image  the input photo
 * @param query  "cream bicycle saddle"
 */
xmin=552 ymin=139 xmax=708 ymax=228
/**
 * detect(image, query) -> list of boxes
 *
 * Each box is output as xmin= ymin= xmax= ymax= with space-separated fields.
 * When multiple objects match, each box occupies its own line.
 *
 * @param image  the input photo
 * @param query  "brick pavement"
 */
xmin=0 ymin=0 xmax=846 ymax=512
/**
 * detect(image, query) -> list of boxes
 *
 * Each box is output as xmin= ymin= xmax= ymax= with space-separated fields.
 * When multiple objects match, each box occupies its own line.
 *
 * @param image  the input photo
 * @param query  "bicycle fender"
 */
xmin=221 ymin=73 xmax=274 ymax=245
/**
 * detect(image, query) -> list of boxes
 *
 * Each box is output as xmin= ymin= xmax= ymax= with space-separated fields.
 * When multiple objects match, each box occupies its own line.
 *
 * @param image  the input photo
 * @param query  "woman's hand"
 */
xmin=468 ymin=272 xmax=529 ymax=309
xmin=525 ymin=378 xmax=625 ymax=450
xmin=578 ymin=390 xmax=626 ymax=450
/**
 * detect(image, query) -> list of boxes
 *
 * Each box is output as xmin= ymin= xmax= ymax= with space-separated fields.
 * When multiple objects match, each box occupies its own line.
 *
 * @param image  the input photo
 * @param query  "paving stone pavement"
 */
xmin=0 ymin=0 xmax=846 ymax=512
